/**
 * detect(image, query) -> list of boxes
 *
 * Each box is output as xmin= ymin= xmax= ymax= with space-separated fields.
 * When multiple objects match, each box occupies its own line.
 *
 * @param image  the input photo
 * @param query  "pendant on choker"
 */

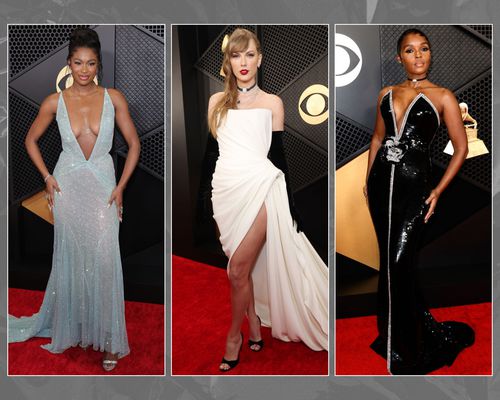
xmin=237 ymin=82 xmax=257 ymax=93
xmin=407 ymin=76 xmax=427 ymax=83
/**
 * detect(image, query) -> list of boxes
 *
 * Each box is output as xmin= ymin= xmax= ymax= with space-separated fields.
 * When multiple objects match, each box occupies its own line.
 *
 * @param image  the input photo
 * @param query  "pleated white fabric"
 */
xmin=212 ymin=108 xmax=328 ymax=351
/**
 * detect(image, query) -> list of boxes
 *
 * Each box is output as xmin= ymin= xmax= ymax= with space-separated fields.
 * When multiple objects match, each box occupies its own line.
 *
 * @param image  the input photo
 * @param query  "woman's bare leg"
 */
xmin=220 ymin=204 xmax=267 ymax=370
xmin=247 ymin=277 xmax=262 ymax=350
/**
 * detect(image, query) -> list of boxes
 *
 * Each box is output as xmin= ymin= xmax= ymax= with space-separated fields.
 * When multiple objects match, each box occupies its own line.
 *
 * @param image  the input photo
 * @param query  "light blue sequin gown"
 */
xmin=9 ymin=88 xmax=130 ymax=358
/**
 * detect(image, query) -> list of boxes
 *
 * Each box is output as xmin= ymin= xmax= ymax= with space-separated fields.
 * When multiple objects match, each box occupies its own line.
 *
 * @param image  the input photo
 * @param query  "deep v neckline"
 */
xmin=60 ymin=88 xmax=107 ymax=162
xmin=388 ymin=89 xmax=439 ymax=139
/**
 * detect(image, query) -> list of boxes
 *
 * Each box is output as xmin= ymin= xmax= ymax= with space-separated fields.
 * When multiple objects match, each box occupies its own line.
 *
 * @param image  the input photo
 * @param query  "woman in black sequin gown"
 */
xmin=365 ymin=29 xmax=474 ymax=375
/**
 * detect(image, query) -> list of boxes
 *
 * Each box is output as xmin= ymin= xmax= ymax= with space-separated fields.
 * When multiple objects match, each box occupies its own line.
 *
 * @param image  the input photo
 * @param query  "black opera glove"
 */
xmin=196 ymin=133 xmax=219 ymax=224
xmin=268 ymin=131 xmax=303 ymax=233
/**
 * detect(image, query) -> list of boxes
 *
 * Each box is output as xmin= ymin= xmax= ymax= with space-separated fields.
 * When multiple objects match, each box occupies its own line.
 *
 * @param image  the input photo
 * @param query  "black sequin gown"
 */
xmin=367 ymin=89 xmax=474 ymax=375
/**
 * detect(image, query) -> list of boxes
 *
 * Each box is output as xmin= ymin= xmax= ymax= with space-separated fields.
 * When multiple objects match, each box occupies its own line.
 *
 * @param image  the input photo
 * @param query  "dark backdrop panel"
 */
xmin=380 ymin=25 xmax=491 ymax=91
xmin=9 ymin=25 xmax=89 ymax=79
xmin=335 ymin=25 xmax=381 ymax=131
xmin=172 ymin=25 xmax=328 ymax=267
xmin=335 ymin=25 xmax=491 ymax=316
xmin=8 ymin=25 xmax=165 ymax=304
xmin=10 ymin=25 xmax=115 ymax=105
xmin=9 ymin=91 xmax=62 ymax=203
xmin=281 ymin=57 xmax=328 ymax=157
xmin=380 ymin=25 xmax=491 ymax=192
xmin=114 ymin=25 xmax=165 ymax=149
xmin=260 ymin=25 xmax=328 ymax=94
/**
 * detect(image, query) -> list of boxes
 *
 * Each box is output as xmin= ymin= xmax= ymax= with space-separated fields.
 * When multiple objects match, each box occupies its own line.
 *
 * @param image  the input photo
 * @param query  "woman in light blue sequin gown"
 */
xmin=9 ymin=28 xmax=140 ymax=372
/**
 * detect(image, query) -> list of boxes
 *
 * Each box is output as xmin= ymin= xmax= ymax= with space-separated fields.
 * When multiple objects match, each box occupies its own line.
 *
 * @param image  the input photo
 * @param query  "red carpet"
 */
xmin=8 ymin=288 xmax=164 ymax=375
xmin=172 ymin=255 xmax=328 ymax=375
xmin=336 ymin=302 xmax=491 ymax=375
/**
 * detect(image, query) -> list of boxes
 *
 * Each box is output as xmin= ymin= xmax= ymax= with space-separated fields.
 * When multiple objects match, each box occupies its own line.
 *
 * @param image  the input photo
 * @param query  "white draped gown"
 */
xmin=211 ymin=108 xmax=328 ymax=351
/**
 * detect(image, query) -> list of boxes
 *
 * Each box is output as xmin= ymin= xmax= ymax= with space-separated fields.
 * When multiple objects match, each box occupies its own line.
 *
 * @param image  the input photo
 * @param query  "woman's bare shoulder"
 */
xmin=40 ymin=92 xmax=60 ymax=114
xmin=209 ymin=91 xmax=224 ymax=104
xmin=107 ymin=87 xmax=128 ymax=107
xmin=423 ymin=84 xmax=456 ymax=108
xmin=210 ymin=91 xmax=224 ymax=100
xmin=260 ymin=92 xmax=283 ymax=113
xmin=379 ymin=86 xmax=393 ymax=98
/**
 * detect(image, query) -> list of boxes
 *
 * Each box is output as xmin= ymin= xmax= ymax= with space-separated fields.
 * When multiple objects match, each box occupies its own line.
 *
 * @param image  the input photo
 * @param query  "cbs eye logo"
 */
xmin=335 ymin=33 xmax=362 ymax=87
xmin=56 ymin=65 xmax=98 ymax=92
xmin=298 ymin=84 xmax=328 ymax=125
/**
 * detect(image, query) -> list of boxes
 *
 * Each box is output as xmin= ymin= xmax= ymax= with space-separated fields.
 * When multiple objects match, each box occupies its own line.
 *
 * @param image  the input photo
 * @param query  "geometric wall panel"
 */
xmin=9 ymin=25 xmax=115 ymax=105
xmin=380 ymin=25 xmax=491 ymax=91
xmin=335 ymin=113 xmax=372 ymax=168
xmin=467 ymin=25 xmax=492 ymax=41
xmin=140 ymin=25 xmax=165 ymax=38
xmin=117 ymin=127 xmax=164 ymax=181
xmin=431 ymin=73 xmax=492 ymax=191
xmin=9 ymin=25 xmax=88 ymax=78
xmin=284 ymin=129 xmax=327 ymax=192
xmin=9 ymin=91 xmax=62 ymax=203
xmin=281 ymin=57 xmax=328 ymax=151
xmin=114 ymin=25 xmax=164 ymax=147
xmin=137 ymin=128 xmax=164 ymax=180
xmin=9 ymin=25 xmax=165 ymax=206
xmin=261 ymin=25 xmax=328 ymax=94
xmin=266 ymin=26 xmax=328 ymax=190
xmin=195 ymin=25 xmax=328 ymax=96
xmin=337 ymin=25 xmax=491 ymax=194
xmin=194 ymin=25 xmax=328 ymax=193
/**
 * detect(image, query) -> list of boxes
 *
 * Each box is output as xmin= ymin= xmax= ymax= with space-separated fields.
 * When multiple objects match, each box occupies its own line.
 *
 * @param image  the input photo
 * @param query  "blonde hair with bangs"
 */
xmin=208 ymin=28 xmax=261 ymax=137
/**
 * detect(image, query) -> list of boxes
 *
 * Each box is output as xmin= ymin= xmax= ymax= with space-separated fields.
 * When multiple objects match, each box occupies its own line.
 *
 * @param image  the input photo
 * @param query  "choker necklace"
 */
xmin=237 ymin=82 xmax=257 ymax=93
xmin=236 ymin=84 xmax=260 ymax=106
xmin=407 ymin=76 xmax=427 ymax=83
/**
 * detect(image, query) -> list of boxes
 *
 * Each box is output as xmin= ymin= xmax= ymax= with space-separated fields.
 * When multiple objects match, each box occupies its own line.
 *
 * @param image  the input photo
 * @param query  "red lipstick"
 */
xmin=240 ymin=69 xmax=249 ymax=75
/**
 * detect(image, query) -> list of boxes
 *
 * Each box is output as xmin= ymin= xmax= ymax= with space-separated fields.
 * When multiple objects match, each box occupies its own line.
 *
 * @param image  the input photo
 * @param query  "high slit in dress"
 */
xmin=211 ymin=108 xmax=328 ymax=351
xmin=367 ymin=89 xmax=474 ymax=374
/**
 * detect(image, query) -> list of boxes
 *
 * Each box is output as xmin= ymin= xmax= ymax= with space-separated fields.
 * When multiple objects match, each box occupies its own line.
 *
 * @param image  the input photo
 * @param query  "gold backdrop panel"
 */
xmin=336 ymin=150 xmax=379 ymax=270
xmin=22 ymin=190 xmax=54 ymax=225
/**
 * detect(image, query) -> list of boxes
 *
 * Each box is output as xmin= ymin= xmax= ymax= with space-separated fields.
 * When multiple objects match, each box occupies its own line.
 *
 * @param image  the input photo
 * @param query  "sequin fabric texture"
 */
xmin=366 ymin=89 xmax=474 ymax=374
xmin=9 ymin=89 xmax=130 ymax=359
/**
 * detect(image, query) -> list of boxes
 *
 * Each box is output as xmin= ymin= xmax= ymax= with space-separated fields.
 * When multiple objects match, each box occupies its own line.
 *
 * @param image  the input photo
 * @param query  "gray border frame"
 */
xmin=0 ymin=0 xmax=499 ymax=399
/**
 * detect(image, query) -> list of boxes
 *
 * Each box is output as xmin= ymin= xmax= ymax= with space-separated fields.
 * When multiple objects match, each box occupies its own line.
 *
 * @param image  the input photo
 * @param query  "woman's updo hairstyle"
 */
xmin=67 ymin=27 xmax=103 ymax=81
xmin=396 ymin=28 xmax=431 ymax=55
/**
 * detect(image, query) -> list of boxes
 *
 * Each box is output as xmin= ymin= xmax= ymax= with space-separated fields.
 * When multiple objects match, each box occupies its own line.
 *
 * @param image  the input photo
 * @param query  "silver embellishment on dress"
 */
xmin=387 ymin=164 xmax=395 ymax=374
xmin=384 ymin=137 xmax=406 ymax=163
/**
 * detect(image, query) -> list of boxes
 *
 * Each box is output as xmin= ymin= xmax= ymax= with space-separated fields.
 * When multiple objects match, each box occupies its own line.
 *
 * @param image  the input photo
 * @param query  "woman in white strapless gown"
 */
xmin=207 ymin=28 xmax=328 ymax=372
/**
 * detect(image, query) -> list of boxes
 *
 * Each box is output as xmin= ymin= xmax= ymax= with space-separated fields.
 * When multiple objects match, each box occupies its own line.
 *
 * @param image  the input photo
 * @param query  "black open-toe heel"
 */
xmin=220 ymin=332 xmax=243 ymax=372
xmin=248 ymin=315 xmax=264 ymax=352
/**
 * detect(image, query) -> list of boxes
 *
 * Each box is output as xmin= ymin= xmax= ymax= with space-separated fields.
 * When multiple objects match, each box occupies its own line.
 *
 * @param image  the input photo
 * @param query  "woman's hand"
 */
xmin=45 ymin=176 xmax=61 ymax=211
xmin=108 ymin=186 xmax=124 ymax=222
xmin=424 ymin=188 xmax=440 ymax=223
xmin=363 ymin=184 xmax=368 ymax=204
